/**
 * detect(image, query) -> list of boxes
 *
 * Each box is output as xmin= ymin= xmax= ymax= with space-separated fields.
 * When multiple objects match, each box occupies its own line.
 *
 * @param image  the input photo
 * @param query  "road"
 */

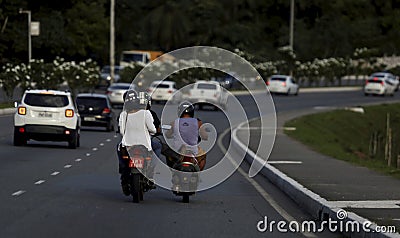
xmin=0 ymin=89 xmax=399 ymax=238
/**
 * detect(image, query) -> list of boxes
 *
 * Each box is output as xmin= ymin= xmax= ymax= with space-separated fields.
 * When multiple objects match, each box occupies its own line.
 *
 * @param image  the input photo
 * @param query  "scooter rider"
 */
xmin=165 ymin=101 xmax=208 ymax=170
xmin=117 ymin=90 xmax=157 ymax=196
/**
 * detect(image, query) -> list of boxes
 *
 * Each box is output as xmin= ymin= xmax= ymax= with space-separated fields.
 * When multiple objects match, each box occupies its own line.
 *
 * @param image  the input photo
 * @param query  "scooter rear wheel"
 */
xmin=182 ymin=194 xmax=189 ymax=203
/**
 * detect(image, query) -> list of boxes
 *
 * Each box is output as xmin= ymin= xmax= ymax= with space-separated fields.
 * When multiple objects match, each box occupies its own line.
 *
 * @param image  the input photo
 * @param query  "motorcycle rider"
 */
xmin=165 ymin=101 xmax=208 ymax=170
xmin=117 ymin=90 xmax=157 ymax=195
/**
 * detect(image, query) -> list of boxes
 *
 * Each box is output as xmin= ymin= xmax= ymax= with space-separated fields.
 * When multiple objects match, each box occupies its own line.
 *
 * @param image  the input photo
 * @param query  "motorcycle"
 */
xmin=124 ymin=145 xmax=156 ymax=203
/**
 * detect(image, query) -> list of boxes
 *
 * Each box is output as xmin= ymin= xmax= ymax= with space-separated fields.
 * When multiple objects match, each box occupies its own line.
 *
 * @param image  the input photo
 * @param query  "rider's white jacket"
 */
xmin=119 ymin=110 xmax=156 ymax=151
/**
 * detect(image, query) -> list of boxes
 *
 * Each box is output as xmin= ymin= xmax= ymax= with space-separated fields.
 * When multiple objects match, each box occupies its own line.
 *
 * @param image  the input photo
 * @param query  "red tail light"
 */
xmin=168 ymin=90 xmax=173 ymax=94
xmin=182 ymin=164 xmax=190 ymax=167
xmin=19 ymin=127 xmax=25 ymax=133
xmin=282 ymin=82 xmax=287 ymax=87
xmin=102 ymin=108 xmax=111 ymax=114
xmin=266 ymin=81 xmax=270 ymax=86
xmin=132 ymin=147 xmax=143 ymax=156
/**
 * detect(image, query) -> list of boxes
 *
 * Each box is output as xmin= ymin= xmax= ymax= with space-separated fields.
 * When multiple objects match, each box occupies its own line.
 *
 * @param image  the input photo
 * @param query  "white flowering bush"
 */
xmin=0 ymin=57 xmax=99 ymax=100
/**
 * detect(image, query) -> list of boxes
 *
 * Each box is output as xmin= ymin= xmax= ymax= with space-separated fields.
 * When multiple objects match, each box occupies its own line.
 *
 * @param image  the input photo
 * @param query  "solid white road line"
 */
xmin=268 ymin=161 xmax=303 ymax=165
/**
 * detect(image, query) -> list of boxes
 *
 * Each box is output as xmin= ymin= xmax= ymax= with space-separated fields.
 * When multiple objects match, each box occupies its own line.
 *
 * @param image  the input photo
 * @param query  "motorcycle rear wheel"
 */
xmin=131 ymin=174 xmax=142 ymax=203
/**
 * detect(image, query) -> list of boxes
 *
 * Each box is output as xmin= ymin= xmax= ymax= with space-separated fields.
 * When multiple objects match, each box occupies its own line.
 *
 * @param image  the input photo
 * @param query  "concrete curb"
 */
xmin=0 ymin=108 xmax=16 ymax=116
xmin=231 ymin=120 xmax=400 ymax=238
xmin=229 ymin=86 xmax=361 ymax=96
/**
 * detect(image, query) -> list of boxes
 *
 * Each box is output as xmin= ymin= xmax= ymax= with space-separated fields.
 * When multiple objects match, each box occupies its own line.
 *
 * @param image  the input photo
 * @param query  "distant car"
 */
xmin=364 ymin=76 xmax=396 ymax=96
xmin=76 ymin=93 xmax=115 ymax=131
xmin=211 ymin=76 xmax=238 ymax=89
xmin=147 ymin=80 xmax=181 ymax=103
xmin=106 ymin=83 xmax=136 ymax=106
xmin=14 ymin=89 xmax=81 ymax=148
xmin=100 ymin=65 xmax=124 ymax=82
xmin=189 ymin=80 xmax=228 ymax=110
xmin=369 ymin=72 xmax=399 ymax=91
xmin=267 ymin=75 xmax=299 ymax=95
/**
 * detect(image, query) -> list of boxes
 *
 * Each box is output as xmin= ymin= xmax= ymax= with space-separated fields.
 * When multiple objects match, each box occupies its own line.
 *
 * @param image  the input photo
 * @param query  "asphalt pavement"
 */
xmin=234 ymin=91 xmax=400 ymax=238
xmin=1 ymin=88 xmax=399 ymax=237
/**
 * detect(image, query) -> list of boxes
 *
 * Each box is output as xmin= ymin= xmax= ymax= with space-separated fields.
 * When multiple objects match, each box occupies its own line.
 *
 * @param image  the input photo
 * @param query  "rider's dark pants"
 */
xmin=117 ymin=143 xmax=130 ymax=185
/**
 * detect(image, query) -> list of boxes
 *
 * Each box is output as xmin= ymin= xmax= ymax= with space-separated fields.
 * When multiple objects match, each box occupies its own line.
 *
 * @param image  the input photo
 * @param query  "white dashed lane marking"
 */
xmin=34 ymin=180 xmax=45 ymax=185
xmin=11 ymin=138 xmax=108 ymax=197
xmin=12 ymin=190 xmax=26 ymax=196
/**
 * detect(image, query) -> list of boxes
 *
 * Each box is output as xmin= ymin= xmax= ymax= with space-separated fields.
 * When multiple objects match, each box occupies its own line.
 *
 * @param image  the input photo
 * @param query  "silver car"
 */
xmin=106 ymin=83 xmax=136 ymax=106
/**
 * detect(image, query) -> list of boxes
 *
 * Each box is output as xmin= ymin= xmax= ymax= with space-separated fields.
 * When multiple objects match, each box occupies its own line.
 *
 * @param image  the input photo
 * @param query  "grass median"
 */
xmin=0 ymin=102 xmax=14 ymax=109
xmin=284 ymin=103 xmax=400 ymax=179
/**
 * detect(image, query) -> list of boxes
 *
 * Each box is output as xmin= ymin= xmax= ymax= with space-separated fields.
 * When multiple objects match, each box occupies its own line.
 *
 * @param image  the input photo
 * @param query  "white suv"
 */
xmin=14 ymin=89 xmax=81 ymax=148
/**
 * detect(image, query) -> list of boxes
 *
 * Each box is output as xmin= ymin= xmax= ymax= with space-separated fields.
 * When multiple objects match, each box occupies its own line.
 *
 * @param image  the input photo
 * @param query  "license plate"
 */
xmin=38 ymin=112 xmax=53 ymax=118
xmin=129 ymin=158 xmax=144 ymax=168
xmin=84 ymin=117 xmax=96 ymax=121
xmin=156 ymin=95 xmax=162 ymax=98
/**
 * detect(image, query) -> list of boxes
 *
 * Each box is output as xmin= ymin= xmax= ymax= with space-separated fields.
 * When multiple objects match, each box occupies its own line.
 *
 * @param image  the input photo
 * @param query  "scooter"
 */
xmin=125 ymin=145 xmax=156 ymax=203
xmin=160 ymin=124 xmax=201 ymax=203
xmin=171 ymin=149 xmax=200 ymax=203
